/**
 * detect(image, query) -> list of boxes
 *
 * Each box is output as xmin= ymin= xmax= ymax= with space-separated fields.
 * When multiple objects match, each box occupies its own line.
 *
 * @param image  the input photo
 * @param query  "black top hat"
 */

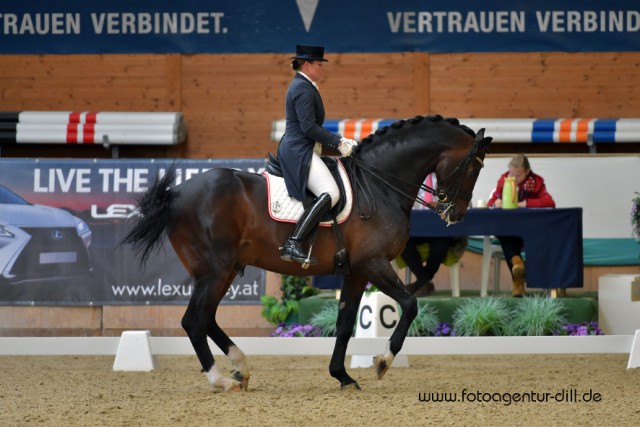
xmin=291 ymin=45 xmax=328 ymax=62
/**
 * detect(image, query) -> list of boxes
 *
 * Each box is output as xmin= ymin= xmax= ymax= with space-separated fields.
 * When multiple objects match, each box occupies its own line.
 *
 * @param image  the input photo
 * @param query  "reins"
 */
xmin=347 ymin=139 xmax=483 ymax=219
xmin=349 ymin=158 xmax=435 ymax=212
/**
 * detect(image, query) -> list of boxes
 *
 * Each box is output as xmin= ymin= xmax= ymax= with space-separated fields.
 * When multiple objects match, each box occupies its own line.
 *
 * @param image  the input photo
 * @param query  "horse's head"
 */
xmin=434 ymin=128 xmax=492 ymax=224
xmin=350 ymin=115 xmax=491 ymax=223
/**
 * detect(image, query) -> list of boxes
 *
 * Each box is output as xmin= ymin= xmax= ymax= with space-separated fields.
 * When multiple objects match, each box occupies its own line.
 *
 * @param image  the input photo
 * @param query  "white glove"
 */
xmin=338 ymin=137 xmax=358 ymax=157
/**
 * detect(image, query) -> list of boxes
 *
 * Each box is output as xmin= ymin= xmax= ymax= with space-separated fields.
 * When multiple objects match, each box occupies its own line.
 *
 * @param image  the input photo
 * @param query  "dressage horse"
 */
xmin=122 ymin=115 xmax=492 ymax=391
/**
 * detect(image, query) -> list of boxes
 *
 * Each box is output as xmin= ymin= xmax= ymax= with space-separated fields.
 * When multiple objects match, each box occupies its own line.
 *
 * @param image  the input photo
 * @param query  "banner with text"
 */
xmin=0 ymin=0 xmax=638 ymax=54
xmin=0 ymin=158 xmax=267 ymax=306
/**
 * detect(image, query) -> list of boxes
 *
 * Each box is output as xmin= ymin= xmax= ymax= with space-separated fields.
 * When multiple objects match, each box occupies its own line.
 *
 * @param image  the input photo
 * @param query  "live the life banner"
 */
xmin=0 ymin=0 xmax=638 ymax=54
xmin=0 ymin=158 xmax=267 ymax=306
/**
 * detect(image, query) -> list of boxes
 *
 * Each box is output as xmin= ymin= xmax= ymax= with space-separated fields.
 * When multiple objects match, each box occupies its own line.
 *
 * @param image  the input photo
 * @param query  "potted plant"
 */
xmin=260 ymin=274 xmax=319 ymax=326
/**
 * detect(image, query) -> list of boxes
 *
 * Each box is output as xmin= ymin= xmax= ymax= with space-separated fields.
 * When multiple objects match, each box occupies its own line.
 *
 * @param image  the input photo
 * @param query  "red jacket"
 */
xmin=487 ymin=171 xmax=556 ymax=208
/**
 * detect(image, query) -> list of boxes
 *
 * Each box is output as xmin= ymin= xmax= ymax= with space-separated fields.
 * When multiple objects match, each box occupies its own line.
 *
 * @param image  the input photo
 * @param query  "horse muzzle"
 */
xmin=439 ymin=202 xmax=467 ymax=225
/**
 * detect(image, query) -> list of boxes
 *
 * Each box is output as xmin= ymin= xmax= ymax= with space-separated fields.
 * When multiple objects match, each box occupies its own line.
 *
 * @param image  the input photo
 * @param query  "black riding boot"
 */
xmin=280 ymin=193 xmax=332 ymax=265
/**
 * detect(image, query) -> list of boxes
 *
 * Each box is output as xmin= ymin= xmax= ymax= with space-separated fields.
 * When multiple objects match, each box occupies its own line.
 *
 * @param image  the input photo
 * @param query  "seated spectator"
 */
xmin=401 ymin=235 xmax=467 ymax=297
xmin=486 ymin=153 xmax=556 ymax=297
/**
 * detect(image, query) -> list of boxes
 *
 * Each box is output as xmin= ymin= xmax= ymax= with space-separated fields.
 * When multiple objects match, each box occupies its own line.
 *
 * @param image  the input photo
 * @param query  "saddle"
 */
xmin=265 ymin=152 xmax=351 ymax=274
xmin=265 ymin=152 xmax=351 ymax=225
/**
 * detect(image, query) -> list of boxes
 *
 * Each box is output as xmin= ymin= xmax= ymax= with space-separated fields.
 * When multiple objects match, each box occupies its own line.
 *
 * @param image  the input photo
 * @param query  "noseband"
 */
xmin=349 ymin=138 xmax=484 ymax=219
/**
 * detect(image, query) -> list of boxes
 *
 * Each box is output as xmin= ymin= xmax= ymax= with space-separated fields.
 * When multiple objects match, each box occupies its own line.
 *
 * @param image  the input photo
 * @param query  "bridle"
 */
xmin=348 ymin=138 xmax=484 ymax=219
xmin=432 ymin=140 xmax=485 ymax=217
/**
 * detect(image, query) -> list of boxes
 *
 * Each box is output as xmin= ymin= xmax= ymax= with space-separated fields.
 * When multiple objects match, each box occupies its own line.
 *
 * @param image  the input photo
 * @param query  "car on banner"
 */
xmin=0 ymin=184 xmax=93 ymax=285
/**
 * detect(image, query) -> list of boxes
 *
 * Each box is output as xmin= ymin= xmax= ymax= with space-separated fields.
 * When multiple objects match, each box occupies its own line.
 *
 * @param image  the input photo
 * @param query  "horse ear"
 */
xmin=475 ymin=128 xmax=492 ymax=150
xmin=479 ymin=136 xmax=493 ymax=150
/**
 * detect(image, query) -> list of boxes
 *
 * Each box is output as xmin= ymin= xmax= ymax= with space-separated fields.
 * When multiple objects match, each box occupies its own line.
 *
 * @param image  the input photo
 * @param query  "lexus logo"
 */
xmin=51 ymin=230 xmax=64 ymax=240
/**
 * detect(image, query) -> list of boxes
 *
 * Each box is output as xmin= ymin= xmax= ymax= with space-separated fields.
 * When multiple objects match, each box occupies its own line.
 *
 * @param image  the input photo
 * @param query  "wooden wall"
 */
xmin=430 ymin=52 xmax=640 ymax=118
xmin=0 ymin=51 xmax=639 ymax=336
xmin=3 ymin=51 xmax=638 ymax=160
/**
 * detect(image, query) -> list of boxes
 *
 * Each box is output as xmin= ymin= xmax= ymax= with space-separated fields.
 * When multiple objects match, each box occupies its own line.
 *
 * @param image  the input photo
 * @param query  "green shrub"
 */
xmin=453 ymin=298 xmax=510 ymax=336
xmin=260 ymin=296 xmax=299 ymax=325
xmin=309 ymin=302 xmax=339 ymax=337
xmin=408 ymin=302 xmax=439 ymax=337
xmin=281 ymin=275 xmax=318 ymax=301
xmin=260 ymin=275 xmax=318 ymax=326
xmin=508 ymin=295 xmax=567 ymax=336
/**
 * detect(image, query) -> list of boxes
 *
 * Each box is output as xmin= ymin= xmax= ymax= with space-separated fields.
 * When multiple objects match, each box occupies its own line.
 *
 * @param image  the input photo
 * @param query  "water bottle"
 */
xmin=501 ymin=176 xmax=518 ymax=209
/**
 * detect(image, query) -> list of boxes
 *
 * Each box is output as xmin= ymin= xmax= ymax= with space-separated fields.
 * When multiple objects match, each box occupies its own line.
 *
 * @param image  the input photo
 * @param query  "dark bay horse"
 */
xmin=122 ymin=115 xmax=492 ymax=391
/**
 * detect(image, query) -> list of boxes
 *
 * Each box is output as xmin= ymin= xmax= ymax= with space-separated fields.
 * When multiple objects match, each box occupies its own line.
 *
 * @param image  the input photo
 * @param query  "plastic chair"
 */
xmin=480 ymin=236 xmax=528 ymax=297
xmin=480 ymin=236 xmax=504 ymax=297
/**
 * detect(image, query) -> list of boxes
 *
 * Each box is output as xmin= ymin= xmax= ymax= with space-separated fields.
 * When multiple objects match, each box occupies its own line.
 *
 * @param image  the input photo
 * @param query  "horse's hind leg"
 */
xmin=206 ymin=320 xmax=250 ymax=391
xmin=182 ymin=271 xmax=247 ymax=392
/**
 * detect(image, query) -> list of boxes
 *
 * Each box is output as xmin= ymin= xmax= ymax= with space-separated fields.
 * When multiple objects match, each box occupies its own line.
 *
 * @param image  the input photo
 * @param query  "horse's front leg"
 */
xmin=329 ymin=274 xmax=368 ymax=390
xmin=365 ymin=261 xmax=418 ymax=380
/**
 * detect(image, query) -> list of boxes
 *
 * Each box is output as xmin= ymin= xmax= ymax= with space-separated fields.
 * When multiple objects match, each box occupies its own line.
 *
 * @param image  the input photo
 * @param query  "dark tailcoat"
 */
xmin=277 ymin=73 xmax=341 ymax=201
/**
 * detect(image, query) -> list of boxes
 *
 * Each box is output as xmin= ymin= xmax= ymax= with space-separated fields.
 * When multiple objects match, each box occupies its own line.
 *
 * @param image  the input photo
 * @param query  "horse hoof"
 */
xmin=213 ymin=377 xmax=244 ymax=393
xmin=225 ymin=382 xmax=242 ymax=392
xmin=340 ymin=382 xmax=362 ymax=391
xmin=231 ymin=370 xmax=250 ymax=391
xmin=373 ymin=355 xmax=390 ymax=380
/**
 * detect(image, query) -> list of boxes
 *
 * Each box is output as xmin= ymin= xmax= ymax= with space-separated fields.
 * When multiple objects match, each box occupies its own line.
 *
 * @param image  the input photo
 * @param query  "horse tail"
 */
xmin=120 ymin=167 xmax=178 ymax=266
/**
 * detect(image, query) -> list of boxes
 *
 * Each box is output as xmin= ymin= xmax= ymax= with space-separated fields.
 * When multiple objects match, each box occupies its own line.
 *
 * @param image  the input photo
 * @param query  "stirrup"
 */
xmin=280 ymin=240 xmax=318 ymax=266
xmin=290 ymin=247 xmax=319 ymax=267
xmin=299 ymin=254 xmax=318 ymax=269
xmin=280 ymin=248 xmax=318 ymax=267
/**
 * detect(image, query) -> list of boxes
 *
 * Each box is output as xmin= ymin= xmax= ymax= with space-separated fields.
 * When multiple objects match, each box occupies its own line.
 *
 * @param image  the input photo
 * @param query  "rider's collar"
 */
xmin=297 ymin=71 xmax=319 ymax=90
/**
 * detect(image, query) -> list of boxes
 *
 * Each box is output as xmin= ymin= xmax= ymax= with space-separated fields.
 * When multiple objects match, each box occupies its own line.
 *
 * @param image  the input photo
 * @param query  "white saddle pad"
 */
xmin=264 ymin=159 xmax=353 ymax=226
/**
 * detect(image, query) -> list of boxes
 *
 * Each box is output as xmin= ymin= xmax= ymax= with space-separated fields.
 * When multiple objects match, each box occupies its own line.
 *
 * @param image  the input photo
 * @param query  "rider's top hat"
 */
xmin=291 ymin=45 xmax=328 ymax=62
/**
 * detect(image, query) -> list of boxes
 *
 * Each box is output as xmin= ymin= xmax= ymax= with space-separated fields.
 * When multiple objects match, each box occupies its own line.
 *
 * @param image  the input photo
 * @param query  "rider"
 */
xmin=277 ymin=44 xmax=358 ymax=265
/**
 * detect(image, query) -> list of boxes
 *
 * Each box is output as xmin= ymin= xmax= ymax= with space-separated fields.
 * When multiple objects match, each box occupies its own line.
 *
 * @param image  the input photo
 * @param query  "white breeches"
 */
xmin=307 ymin=152 xmax=340 ymax=207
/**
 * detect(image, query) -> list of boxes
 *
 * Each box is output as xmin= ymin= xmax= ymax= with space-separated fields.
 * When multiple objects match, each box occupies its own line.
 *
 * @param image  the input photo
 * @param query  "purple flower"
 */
xmin=271 ymin=323 xmax=322 ymax=337
xmin=556 ymin=322 xmax=604 ymax=336
xmin=434 ymin=322 xmax=454 ymax=337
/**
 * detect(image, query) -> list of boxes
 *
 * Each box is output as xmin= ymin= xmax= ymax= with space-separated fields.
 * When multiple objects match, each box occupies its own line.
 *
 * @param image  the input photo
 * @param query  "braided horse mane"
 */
xmin=356 ymin=114 xmax=476 ymax=152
